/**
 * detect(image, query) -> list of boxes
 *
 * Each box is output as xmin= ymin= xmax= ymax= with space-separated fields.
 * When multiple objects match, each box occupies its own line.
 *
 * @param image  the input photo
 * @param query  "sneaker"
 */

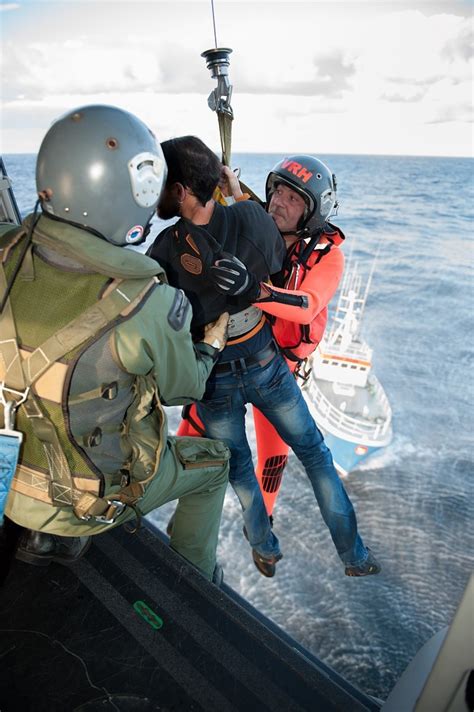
xmin=16 ymin=530 xmax=92 ymax=567
xmin=252 ymin=549 xmax=282 ymax=578
xmin=345 ymin=549 xmax=381 ymax=577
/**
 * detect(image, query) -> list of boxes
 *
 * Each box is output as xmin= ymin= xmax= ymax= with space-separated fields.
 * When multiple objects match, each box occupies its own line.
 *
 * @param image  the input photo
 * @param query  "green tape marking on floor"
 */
xmin=133 ymin=600 xmax=164 ymax=630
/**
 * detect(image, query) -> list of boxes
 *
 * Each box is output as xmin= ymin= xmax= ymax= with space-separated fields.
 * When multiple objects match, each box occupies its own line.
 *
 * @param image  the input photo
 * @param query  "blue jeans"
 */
xmin=197 ymin=351 xmax=368 ymax=567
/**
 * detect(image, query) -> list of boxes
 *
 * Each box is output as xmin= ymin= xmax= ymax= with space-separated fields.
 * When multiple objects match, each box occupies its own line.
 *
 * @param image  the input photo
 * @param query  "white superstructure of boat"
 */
xmin=302 ymin=261 xmax=392 ymax=476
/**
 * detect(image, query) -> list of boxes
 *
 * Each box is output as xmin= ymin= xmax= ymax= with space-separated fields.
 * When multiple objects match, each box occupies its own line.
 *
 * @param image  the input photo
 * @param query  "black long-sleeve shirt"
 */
xmin=148 ymin=200 xmax=286 ymax=339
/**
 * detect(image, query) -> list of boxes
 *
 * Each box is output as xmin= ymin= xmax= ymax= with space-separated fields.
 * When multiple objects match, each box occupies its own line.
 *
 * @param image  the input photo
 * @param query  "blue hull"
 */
xmin=321 ymin=430 xmax=382 ymax=476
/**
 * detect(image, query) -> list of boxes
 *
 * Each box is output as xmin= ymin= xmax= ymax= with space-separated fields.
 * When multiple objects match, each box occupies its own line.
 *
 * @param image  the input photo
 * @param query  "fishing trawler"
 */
xmin=303 ymin=262 xmax=393 ymax=476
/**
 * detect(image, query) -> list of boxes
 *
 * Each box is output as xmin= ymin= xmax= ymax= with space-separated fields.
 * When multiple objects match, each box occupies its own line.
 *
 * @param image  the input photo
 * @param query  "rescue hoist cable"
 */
xmin=210 ymin=0 xmax=218 ymax=49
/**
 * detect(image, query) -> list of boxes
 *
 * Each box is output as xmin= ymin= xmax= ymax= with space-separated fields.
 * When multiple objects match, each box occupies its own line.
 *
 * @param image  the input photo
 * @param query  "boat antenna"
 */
xmin=359 ymin=241 xmax=382 ymax=324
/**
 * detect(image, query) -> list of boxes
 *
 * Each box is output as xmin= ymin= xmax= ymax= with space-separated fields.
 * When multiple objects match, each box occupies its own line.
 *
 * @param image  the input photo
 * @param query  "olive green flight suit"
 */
xmin=0 ymin=215 xmax=229 ymax=579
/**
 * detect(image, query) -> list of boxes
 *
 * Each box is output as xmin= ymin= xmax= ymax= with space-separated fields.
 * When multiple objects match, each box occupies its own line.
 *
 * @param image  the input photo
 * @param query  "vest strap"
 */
xmin=74 ymin=481 xmax=147 ymax=522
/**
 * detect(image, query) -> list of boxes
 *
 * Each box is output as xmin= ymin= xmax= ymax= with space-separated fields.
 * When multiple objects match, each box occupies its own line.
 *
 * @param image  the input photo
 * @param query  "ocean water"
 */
xmin=3 ymin=152 xmax=474 ymax=702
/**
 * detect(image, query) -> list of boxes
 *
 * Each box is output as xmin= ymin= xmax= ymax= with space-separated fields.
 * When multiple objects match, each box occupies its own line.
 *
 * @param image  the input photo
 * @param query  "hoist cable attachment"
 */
xmin=201 ymin=47 xmax=234 ymax=166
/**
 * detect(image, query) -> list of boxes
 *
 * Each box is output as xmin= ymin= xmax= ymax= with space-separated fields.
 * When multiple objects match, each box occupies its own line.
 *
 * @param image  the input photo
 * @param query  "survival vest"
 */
xmin=271 ymin=224 xmax=345 ymax=364
xmin=0 ymin=217 xmax=165 ymax=525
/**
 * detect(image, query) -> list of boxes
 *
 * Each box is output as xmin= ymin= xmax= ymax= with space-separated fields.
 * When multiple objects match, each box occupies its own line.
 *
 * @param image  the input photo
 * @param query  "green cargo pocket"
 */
xmin=174 ymin=436 xmax=230 ymax=470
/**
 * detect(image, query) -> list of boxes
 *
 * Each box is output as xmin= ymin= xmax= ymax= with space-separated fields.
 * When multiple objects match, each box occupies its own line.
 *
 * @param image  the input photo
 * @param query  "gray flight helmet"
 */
xmin=266 ymin=155 xmax=337 ymax=233
xmin=36 ymin=104 xmax=167 ymax=246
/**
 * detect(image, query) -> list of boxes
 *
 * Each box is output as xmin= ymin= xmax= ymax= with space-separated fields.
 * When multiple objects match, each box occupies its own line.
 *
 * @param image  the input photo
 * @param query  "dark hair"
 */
xmin=161 ymin=136 xmax=222 ymax=206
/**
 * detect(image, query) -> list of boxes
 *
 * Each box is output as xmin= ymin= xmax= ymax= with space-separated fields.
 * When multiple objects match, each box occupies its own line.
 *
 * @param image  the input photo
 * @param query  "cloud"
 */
xmin=234 ymin=50 xmax=356 ymax=98
xmin=385 ymin=75 xmax=445 ymax=87
xmin=380 ymin=74 xmax=445 ymax=103
xmin=426 ymin=103 xmax=474 ymax=124
xmin=0 ymin=3 xmax=19 ymax=11
xmin=1 ymin=37 xmax=217 ymax=102
xmin=442 ymin=22 xmax=474 ymax=62
xmin=381 ymin=91 xmax=427 ymax=103
xmin=2 ymin=34 xmax=357 ymax=102
xmin=1 ymin=2 xmax=472 ymax=157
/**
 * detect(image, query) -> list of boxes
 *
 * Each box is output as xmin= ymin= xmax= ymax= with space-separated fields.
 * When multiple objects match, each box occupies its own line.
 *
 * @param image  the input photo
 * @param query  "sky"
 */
xmin=0 ymin=0 xmax=472 ymax=157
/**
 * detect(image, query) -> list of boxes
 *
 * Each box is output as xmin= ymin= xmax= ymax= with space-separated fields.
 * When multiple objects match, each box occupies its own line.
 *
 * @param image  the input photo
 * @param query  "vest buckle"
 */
xmin=94 ymin=499 xmax=127 ymax=524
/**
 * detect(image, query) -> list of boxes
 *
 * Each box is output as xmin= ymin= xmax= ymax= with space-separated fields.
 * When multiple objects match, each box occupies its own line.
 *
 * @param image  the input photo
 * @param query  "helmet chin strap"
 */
xmin=279 ymin=229 xmax=301 ymax=238
xmin=279 ymin=225 xmax=320 ymax=240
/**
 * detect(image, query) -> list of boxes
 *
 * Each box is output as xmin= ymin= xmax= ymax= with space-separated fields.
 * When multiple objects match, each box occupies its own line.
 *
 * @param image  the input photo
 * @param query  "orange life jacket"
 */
xmin=270 ymin=224 xmax=345 ymax=362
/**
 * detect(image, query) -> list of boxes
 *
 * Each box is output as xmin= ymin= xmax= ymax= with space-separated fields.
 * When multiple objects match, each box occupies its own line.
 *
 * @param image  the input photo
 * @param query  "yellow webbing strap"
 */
xmin=214 ymin=112 xmax=264 ymax=206
xmin=218 ymin=110 xmax=233 ymax=168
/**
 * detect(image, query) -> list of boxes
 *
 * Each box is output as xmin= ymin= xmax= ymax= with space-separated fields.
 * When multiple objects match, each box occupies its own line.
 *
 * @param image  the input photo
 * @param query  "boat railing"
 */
xmin=306 ymin=376 xmax=392 ymax=441
xmin=318 ymin=340 xmax=372 ymax=362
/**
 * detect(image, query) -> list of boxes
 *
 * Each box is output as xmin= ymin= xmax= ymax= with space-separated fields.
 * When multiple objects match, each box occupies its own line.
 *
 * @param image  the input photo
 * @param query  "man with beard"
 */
xmin=148 ymin=141 xmax=380 ymax=580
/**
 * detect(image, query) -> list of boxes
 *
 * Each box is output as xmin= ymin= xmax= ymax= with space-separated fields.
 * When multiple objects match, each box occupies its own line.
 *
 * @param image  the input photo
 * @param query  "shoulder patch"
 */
xmin=180 ymin=253 xmax=203 ymax=275
xmin=167 ymin=288 xmax=191 ymax=331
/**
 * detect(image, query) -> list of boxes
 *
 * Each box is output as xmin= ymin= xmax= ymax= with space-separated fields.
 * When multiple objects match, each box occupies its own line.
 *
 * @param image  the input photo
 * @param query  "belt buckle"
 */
xmin=95 ymin=499 xmax=126 ymax=524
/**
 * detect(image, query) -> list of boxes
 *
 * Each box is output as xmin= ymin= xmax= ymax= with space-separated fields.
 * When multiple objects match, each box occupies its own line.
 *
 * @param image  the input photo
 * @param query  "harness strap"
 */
xmin=0 ymin=226 xmax=27 ymax=265
xmin=74 ymin=481 xmax=146 ymax=522
xmin=218 ymin=110 xmax=233 ymax=168
xmin=0 ymin=257 xmax=25 ymax=391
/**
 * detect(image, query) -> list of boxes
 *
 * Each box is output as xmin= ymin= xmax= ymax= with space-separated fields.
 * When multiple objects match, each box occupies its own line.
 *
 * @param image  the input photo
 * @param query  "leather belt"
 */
xmin=214 ymin=341 xmax=278 ymax=374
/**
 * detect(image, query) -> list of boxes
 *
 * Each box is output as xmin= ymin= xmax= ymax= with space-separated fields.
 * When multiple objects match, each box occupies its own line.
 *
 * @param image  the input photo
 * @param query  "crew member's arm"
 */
xmin=113 ymin=282 xmax=227 ymax=405
xmin=255 ymin=247 xmax=344 ymax=325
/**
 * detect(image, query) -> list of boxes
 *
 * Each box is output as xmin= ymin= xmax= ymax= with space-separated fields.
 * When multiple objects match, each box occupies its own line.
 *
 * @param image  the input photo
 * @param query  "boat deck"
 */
xmin=312 ymin=375 xmax=389 ymax=424
xmin=0 ymin=520 xmax=380 ymax=712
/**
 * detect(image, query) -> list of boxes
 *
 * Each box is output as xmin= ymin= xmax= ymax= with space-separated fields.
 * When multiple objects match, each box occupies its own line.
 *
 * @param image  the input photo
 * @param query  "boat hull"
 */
xmin=303 ymin=379 xmax=392 ymax=477
xmin=318 ymin=428 xmax=383 ymax=477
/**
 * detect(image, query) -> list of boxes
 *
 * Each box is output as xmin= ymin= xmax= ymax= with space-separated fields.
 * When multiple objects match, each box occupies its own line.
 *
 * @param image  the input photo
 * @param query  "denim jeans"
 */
xmin=197 ymin=351 xmax=368 ymax=567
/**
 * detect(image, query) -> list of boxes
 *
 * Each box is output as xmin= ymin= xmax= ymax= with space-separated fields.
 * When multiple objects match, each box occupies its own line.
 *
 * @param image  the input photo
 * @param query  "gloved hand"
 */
xmin=209 ymin=254 xmax=259 ymax=299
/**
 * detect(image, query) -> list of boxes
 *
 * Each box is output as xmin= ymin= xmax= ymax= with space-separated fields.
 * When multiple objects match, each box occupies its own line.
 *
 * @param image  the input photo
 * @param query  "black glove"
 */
xmin=209 ymin=254 xmax=258 ymax=297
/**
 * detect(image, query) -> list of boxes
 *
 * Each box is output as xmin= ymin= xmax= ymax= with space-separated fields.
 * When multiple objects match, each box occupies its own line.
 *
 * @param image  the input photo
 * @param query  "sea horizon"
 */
xmin=4 ymin=150 xmax=473 ymax=160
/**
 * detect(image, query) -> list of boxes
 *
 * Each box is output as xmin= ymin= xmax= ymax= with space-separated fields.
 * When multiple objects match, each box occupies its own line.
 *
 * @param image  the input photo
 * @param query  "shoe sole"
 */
xmin=16 ymin=538 xmax=92 ymax=567
xmin=252 ymin=550 xmax=282 ymax=578
xmin=345 ymin=566 xmax=381 ymax=577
